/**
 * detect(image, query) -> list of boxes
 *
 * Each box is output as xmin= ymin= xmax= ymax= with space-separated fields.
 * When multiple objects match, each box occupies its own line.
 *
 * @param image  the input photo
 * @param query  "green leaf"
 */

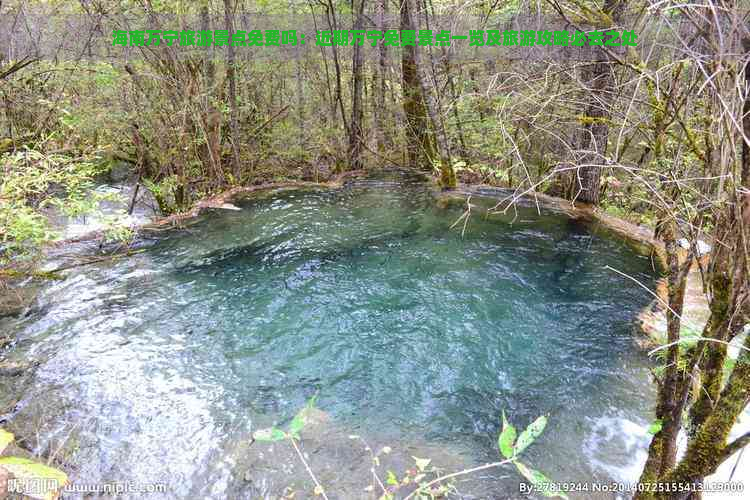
xmin=288 ymin=394 xmax=318 ymax=438
xmin=0 ymin=429 xmax=14 ymax=454
xmin=252 ymin=427 xmax=288 ymax=442
xmin=647 ymin=419 xmax=663 ymax=435
xmin=288 ymin=412 xmax=307 ymax=437
xmin=412 ymin=456 xmax=431 ymax=472
xmin=498 ymin=411 xmax=517 ymax=459
xmin=305 ymin=393 xmax=319 ymax=409
xmin=386 ymin=470 xmax=398 ymax=486
xmin=514 ymin=415 xmax=547 ymax=456
xmin=514 ymin=461 xmax=568 ymax=499
xmin=0 ymin=456 xmax=68 ymax=500
xmin=271 ymin=428 xmax=287 ymax=440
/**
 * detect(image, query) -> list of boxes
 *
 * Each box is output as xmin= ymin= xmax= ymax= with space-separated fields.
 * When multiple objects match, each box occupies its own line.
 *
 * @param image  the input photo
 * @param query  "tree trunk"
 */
xmin=223 ymin=0 xmax=241 ymax=180
xmin=199 ymin=2 xmax=222 ymax=186
xmin=348 ymin=0 xmax=365 ymax=171
xmin=200 ymin=2 xmax=215 ymax=93
xmin=325 ymin=0 xmax=348 ymax=133
xmin=572 ymin=0 xmax=622 ymax=205
xmin=742 ymin=36 xmax=750 ymax=187
xmin=374 ymin=0 xmax=388 ymax=151
xmin=400 ymin=0 xmax=434 ymax=170
xmin=634 ymin=30 xmax=750 ymax=500
xmin=400 ymin=0 xmax=455 ymax=187
xmin=441 ymin=45 xmax=467 ymax=158
xmin=296 ymin=47 xmax=305 ymax=154
xmin=0 ymin=1 xmax=5 ymax=65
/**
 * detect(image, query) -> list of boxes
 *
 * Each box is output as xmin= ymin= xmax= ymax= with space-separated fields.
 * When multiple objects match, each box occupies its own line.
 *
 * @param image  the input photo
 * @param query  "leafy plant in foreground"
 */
xmin=251 ymin=397 xmax=567 ymax=499
xmin=0 ymin=428 xmax=68 ymax=500
xmin=498 ymin=411 xmax=568 ymax=499
xmin=0 ymin=148 xmax=122 ymax=262
xmin=252 ymin=394 xmax=319 ymax=443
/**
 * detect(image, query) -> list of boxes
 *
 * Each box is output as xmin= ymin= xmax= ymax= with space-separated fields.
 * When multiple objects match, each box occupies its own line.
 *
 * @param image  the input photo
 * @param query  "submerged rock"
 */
xmin=0 ymin=360 xmax=34 ymax=377
xmin=0 ymin=284 xmax=39 ymax=318
xmin=218 ymin=203 xmax=242 ymax=211
xmin=216 ymin=409 xmax=491 ymax=499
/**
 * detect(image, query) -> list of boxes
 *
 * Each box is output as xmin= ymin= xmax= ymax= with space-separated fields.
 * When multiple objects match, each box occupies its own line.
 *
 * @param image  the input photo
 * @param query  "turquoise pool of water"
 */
xmin=1 ymin=171 xmax=659 ymax=498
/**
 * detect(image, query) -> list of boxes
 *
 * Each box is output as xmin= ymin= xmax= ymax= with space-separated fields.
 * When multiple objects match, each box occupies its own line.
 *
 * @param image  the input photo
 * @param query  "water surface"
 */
xmin=1 ymin=171 xmax=658 ymax=498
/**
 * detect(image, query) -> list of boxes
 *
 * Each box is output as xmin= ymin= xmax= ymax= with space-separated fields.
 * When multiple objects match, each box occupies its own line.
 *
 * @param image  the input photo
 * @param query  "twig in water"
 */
xmin=403 ymin=459 xmax=512 ymax=500
xmin=289 ymin=437 xmax=329 ymax=500
xmin=450 ymin=195 xmax=472 ymax=238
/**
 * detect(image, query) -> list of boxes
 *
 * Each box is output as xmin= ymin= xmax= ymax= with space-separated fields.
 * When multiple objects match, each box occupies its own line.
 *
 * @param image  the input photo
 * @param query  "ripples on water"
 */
xmin=0 ymin=171 xmax=658 ymax=498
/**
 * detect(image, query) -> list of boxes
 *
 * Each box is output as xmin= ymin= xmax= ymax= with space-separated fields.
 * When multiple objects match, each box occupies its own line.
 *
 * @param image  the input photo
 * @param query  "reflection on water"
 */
xmin=0 ymin=171 xmax=658 ymax=498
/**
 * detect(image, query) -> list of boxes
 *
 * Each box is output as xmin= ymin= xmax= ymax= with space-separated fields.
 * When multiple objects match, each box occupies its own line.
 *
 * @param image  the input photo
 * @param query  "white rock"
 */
xmin=677 ymin=238 xmax=712 ymax=255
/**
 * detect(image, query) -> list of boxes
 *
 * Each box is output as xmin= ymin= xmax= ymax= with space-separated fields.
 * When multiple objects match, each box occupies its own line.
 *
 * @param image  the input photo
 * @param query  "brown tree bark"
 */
xmin=325 ymin=0 xmax=348 ymax=133
xmin=400 ymin=0 xmax=434 ymax=170
xmin=223 ymin=0 xmax=241 ymax=180
xmin=400 ymin=0 xmax=455 ymax=187
xmin=348 ymin=0 xmax=365 ymax=170
xmin=742 ymin=36 xmax=750 ymax=188
xmin=441 ymin=47 xmax=467 ymax=158
xmin=634 ymin=31 xmax=750 ymax=500
xmin=374 ymin=0 xmax=389 ymax=151
xmin=199 ymin=1 xmax=222 ymax=186
xmin=571 ymin=0 xmax=623 ymax=205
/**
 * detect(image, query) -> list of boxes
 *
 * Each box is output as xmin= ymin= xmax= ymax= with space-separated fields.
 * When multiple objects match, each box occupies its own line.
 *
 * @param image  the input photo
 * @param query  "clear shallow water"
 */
xmin=1 ymin=171 xmax=659 ymax=498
